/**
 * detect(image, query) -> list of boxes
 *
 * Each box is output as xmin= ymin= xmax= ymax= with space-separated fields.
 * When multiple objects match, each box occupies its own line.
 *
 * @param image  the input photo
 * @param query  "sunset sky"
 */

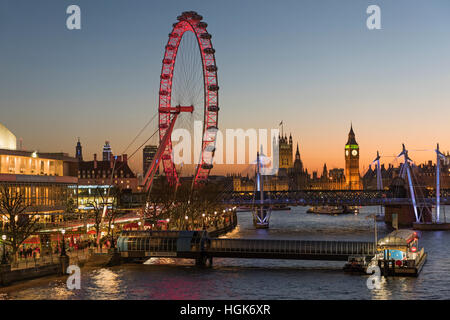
xmin=1 ymin=0 xmax=449 ymax=176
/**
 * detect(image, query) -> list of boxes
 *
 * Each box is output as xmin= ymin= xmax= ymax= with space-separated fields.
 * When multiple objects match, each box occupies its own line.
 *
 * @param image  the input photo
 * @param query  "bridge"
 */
xmin=220 ymin=189 xmax=450 ymax=206
xmin=117 ymin=231 xmax=376 ymax=266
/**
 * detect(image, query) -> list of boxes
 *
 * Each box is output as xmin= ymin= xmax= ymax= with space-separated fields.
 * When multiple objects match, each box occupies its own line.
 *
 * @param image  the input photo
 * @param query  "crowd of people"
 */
xmin=18 ymin=247 xmax=40 ymax=259
xmin=15 ymin=237 xmax=117 ymax=261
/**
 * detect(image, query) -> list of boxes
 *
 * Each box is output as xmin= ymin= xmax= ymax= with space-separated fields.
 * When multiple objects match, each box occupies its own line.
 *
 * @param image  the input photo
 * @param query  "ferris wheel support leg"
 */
xmin=143 ymin=113 xmax=179 ymax=194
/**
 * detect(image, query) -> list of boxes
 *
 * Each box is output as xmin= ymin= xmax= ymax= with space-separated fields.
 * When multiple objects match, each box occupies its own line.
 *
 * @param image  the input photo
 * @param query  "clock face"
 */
xmin=345 ymin=150 xmax=349 ymax=156
xmin=352 ymin=150 xmax=358 ymax=156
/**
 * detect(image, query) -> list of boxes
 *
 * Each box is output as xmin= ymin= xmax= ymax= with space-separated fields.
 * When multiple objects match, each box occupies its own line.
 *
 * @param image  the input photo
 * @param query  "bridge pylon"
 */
xmin=252 ymin=150 xmax=272 ymax=229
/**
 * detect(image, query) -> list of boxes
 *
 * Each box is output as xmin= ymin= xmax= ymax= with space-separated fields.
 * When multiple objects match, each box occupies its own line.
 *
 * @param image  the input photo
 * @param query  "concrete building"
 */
xmin=0 ymin=123 xmax=78 ymax=223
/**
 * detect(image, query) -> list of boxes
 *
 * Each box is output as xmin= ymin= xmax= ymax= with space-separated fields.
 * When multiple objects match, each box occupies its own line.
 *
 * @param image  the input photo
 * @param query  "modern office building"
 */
xmin=102 ymin=141 xmax=112 ymax=161
xmin=143 ymin=145 xmax=158 ymax=176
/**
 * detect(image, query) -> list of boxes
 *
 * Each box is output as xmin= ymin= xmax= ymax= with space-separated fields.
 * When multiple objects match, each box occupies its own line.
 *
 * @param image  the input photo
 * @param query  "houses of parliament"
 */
xmin=233 ymin=125 xmax=363 ymax=191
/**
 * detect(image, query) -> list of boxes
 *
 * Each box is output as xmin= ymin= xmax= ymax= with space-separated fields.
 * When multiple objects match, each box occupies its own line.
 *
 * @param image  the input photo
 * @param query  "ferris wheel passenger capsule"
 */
xmin=203 ymin=48 xmax=215 ymax=54
xmin=207 ymin=105 xmax=219 ymax=112
xmin=201 ymin=163 xmax=213 ymax=170
xmin=200 ymin=33 xmax=212 ymax=40
xmin=206 ymin=65 xmax=218 ymax=72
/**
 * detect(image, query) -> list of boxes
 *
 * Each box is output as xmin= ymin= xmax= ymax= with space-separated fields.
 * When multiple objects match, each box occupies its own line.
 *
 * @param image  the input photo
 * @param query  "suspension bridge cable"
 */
xmin=111 ymin=127 xmax=160 ymax=175
xmin=121 ymin=112 xmax=158 ymax=155
xmin=126 ymin=127 xmax=160 ymax=162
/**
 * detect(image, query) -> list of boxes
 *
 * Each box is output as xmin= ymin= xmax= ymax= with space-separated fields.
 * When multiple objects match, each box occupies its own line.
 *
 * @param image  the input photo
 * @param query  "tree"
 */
xmin=0 ymin=185 xmax=40 ymax=262
xmin=63 ymin=197 xmax=80 ymax=222
xmin=105 ymin=190 xmax=120 ymax=244
xmin=86 ymin=186 xmax=120 ymax=249
xmin=86 ymin=199 xmax=103 ymax=250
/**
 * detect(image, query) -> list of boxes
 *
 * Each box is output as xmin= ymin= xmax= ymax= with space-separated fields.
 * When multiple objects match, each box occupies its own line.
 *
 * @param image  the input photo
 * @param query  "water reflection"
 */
xmin=2 ymin=206 xmax=450 ymax=299
xmin=86 ymin=268 xmax=124 ymax=299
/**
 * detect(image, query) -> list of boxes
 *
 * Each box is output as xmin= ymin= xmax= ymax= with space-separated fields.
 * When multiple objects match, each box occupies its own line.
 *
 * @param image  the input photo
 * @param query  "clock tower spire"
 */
xmin=345 ymin=124 xmax=361 ymax=190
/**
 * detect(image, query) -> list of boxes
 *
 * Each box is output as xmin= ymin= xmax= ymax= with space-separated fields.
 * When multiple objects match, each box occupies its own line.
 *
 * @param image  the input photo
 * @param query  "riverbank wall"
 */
xmin=0 ymin=254 xmax=88 ymax=287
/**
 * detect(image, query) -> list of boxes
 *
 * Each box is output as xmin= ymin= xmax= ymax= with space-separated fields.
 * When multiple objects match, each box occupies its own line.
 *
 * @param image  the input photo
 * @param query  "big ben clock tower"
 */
xmin=345 ymin=125 xmax=361 ymax=190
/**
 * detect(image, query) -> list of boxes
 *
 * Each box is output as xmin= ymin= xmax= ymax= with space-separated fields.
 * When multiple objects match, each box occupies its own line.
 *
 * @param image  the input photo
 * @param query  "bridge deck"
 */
xmin=207 ymin=238 xmax=375 ymax=261
xmin=118 ymin=233 xmax=376 ymax=261
xmin=220 ymin=189 xmax=450 ymax=206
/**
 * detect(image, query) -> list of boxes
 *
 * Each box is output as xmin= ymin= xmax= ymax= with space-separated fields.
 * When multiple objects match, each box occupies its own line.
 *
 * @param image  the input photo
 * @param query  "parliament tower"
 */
xmin=344 ymin=125 xmax=361 ymax=190
xmin=278 ymin=133 xmax=293 ymax=169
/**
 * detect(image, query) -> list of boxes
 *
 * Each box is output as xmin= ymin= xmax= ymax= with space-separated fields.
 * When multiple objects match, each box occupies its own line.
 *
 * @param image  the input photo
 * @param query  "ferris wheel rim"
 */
xmin=158 ymin=12 xmax=219 ymax=186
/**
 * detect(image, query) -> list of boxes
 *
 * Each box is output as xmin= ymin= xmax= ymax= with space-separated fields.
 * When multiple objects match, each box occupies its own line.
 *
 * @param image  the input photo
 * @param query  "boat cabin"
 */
xmin=376 ymin=229 xmax=426 ymax=276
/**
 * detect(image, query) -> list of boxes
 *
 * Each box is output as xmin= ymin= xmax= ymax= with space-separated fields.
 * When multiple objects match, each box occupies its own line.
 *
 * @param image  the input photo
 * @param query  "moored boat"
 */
xmin=375 ymin=229 xmax=427 ymax=276
xmin=307 ymin=206 xmax=358 ymax=215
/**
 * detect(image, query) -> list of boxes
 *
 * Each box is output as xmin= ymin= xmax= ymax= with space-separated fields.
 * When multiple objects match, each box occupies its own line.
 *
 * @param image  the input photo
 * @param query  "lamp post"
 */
xmin=110 ymin=224 xmax=115 ymax=248
xmin=138 ymin=221 xmax=142 ymax=230
xmin=185 ymin=215 xmax=188 ymax=230
xmin=202 ymin=213 xmax=206 ymax=229
xmin=1 ymin=234 xmax=7 ymax=264
xmin=61 ymin=229 xmax=67 ymax=257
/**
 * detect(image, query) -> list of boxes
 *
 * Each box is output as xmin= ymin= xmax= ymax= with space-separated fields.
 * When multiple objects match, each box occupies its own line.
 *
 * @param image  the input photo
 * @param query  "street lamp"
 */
xmin=138 ymin=221 xmax=142 ymax=230
xmin=61 ymin=229 xmax=67 ymax=257
xmin=185 ymin=215 xmax=188 ymax=230
xmin=111 ymin=224 xmax=115 ymax=248
xmin=1 ymin=234 xmax=7 ymax=264
xmin=166 ymin=218 xmax=170 ymax=230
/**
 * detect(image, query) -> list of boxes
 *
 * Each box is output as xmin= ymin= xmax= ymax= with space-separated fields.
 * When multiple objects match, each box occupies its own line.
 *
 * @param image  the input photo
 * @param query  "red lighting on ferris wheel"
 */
xmin=158 ymin=11 xmax=219 ymax=187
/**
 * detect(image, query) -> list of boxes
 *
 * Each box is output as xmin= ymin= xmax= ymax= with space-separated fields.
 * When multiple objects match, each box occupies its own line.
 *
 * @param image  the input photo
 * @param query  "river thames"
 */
xmin=1 ymin=206 xmax=450 ymax=300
